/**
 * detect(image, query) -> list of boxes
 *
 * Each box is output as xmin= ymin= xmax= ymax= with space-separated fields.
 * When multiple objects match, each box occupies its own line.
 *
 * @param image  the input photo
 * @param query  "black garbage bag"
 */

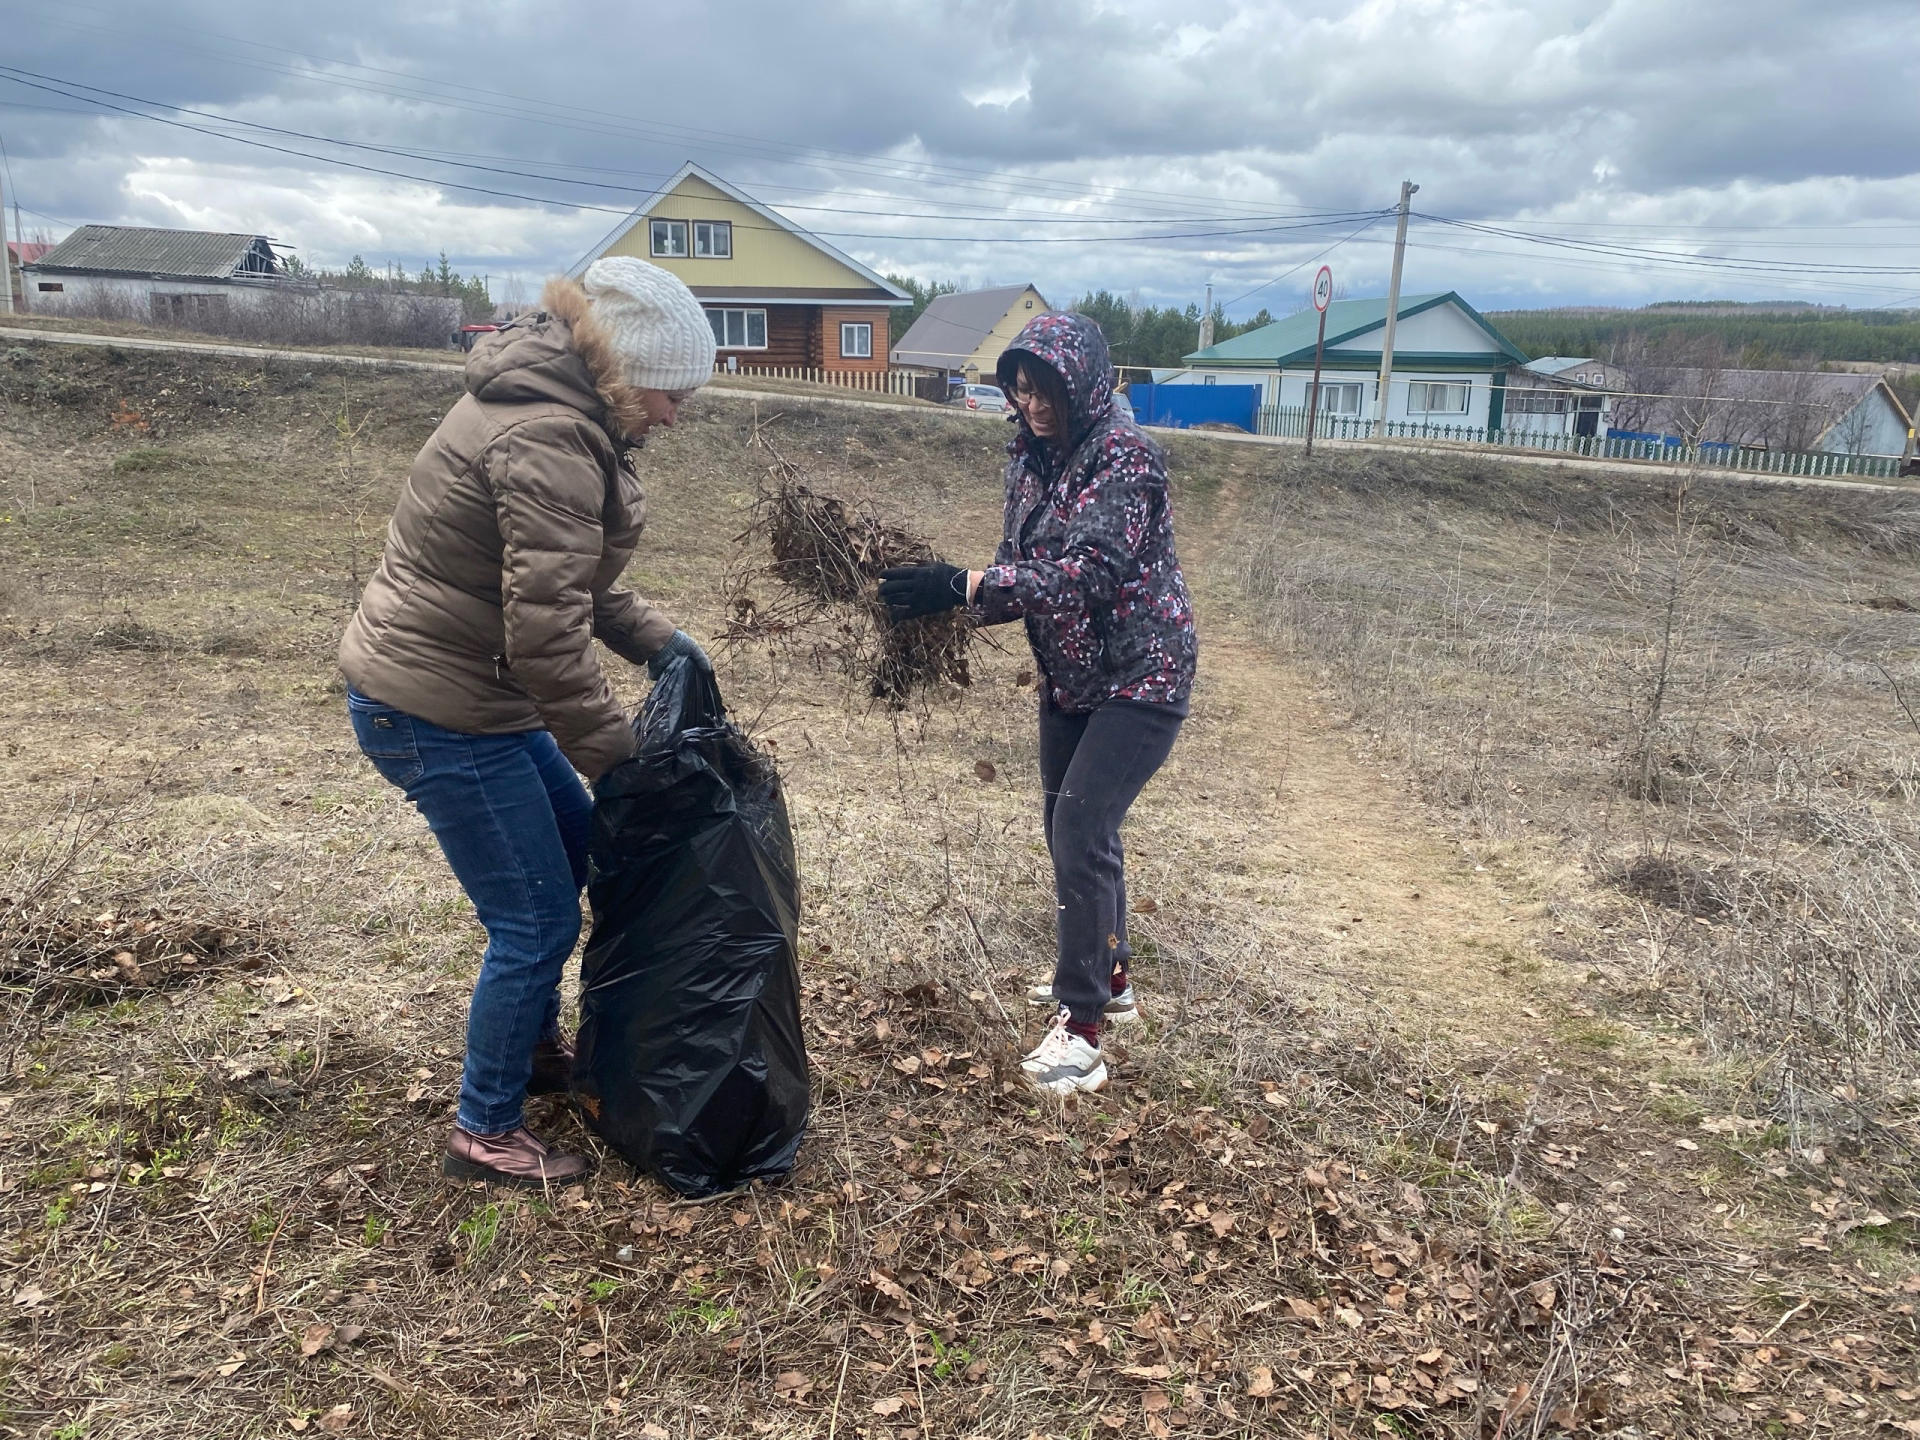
xmin=574 ymin=655 xmax=808 ymax=1197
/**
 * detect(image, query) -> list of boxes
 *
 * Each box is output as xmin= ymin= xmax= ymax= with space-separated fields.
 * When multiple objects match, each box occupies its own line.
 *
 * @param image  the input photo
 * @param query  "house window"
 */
xmin=152 ymin=292 xmax=228 ymax=324
xmin=1202 ymin=374 xmax=1216 ymax=386
xmin=839 ymin=322 xmax=872 ymax=359
xmin=693 ymin=221 xmax=731 ymax=258
xmin=1316 ymin=381 xmax=1364 ymax=416
xmin=1025 ymin=298 xmax=1034 ymax=309
xmin=1408 ymin=381 xmax=1470 ymax=414
xmin=37 ymin=281 xmax=63 ymax=293
xmin=706 ymin=307 xmax=767 ymax=350
xmin=650 ymin=219 xmax=688 ymax=258
xmin=1506 ymin=390 xmax=1569 ymax=414
xmin=1517 ymin=391 xmax=1563 ymax=414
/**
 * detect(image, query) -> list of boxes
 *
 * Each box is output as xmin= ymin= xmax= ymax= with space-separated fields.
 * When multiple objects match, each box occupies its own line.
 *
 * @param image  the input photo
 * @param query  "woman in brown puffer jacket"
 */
xmin=339 ymin=257 xmax=715 ymax=1187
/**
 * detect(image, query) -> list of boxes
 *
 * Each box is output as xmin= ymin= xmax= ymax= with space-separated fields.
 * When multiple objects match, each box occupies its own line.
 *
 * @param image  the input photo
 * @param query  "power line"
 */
xmin=1415 ymin=213 xmax=1920 ymax=278
xmin=4 ymin=2 xmax=1329 ymax=224
xmin=1219 ymin=217 xmax=1389 ymax=310
xmin=0 ymin=66 xmax=1403 ymax=250
xmin=8 ymin=8 xmax=1918 ymax=306
xmin=0 ymin=68 xmax=1388 ymax=230
xmin=1399 ymin=235 xmax=1920 ymax=303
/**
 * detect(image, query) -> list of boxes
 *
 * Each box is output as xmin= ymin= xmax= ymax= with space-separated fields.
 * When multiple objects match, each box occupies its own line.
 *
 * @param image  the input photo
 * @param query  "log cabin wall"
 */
xmin=707 ymin=304 xmax=816 ymax=369
xmin=814 ymin=306 xmax=892 ymax=372
xmin=707 ymin=304 xmax=895 ymax=372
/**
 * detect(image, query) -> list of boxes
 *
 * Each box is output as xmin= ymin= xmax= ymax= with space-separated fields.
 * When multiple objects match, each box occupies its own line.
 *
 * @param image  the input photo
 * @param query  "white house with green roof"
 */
xmin=1177 ymin=291 xmax=1534 ymax=430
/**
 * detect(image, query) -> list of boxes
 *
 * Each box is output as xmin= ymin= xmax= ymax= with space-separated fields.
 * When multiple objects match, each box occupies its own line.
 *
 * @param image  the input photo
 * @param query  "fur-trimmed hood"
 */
xmin=462 ymin=277 xmax=656 ymax=444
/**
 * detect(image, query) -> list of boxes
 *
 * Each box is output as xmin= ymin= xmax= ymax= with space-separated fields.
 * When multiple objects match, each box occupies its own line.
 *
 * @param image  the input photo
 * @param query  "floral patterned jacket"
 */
xmin=974 ymin=313 xmax=1198 ymax=713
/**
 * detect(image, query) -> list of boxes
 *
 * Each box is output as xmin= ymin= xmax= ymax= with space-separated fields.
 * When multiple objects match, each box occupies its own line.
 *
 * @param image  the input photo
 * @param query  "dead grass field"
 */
xmin=1 ymin=337 xmax=1917 ymax=1440
xmin=1236 ymin=451 xmax=1920 ymax=1136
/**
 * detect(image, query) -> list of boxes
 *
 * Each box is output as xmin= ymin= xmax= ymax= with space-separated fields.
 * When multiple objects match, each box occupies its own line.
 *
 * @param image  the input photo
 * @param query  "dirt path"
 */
xmin=1182 ymin=607 xmax=1566 ymax=1044
xmin=1142 ymin=479 xmax=1573 ymax=1058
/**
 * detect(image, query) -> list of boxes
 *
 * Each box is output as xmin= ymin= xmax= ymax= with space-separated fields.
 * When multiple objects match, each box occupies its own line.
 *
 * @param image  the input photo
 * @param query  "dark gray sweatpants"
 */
xmin=1038 ymin=698 xmax=1184 ymax=1029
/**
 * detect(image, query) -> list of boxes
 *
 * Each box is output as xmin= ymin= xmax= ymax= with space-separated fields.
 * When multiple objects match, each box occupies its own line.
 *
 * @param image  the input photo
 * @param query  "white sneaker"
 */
xmin=1025 ymin=980 xmax=1141 ymax=1024
xmin=1020 ymin=1012 xmax=1108 ymax=1095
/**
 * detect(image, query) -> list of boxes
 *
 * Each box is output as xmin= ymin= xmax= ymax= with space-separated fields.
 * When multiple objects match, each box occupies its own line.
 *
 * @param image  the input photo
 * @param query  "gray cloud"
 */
xmin=3 ymin=0 xmax=1917 ymax=315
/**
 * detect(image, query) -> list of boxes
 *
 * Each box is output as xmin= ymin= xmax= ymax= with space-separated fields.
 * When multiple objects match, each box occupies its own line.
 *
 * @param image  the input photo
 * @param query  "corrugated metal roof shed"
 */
xmin=30 ymin=226 xmax=277 ymax=280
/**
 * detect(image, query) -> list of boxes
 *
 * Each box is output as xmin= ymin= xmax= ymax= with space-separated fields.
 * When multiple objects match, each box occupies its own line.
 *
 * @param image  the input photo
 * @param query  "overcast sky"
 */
xmin=3 ymin=0 xmax=1918 ymax=318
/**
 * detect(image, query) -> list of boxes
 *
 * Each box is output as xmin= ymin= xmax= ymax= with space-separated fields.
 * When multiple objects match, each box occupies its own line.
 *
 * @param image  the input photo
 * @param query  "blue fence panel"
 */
xmin=1128 ymin=383 xmax=1263 ymax=432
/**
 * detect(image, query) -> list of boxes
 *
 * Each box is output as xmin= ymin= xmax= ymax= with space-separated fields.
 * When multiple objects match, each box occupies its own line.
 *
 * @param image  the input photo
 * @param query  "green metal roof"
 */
xmin=1184 ymin=291 xmax=1528 ymax=369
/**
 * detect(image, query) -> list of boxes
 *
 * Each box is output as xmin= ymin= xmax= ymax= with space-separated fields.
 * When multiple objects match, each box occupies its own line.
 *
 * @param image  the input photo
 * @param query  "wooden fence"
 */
xmin=716 ymin=364 xmax=918 ymax=397
xmin=1251 ymin=405 xmax=1905 ymax=481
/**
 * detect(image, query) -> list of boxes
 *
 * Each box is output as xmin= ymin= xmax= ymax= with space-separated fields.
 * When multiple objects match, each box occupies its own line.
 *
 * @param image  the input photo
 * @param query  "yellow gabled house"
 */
xmin=572 ymin=163 xmax=910 ymax=374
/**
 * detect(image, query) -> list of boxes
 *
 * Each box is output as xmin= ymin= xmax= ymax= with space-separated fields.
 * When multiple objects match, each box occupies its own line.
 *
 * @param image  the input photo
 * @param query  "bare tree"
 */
xmin=1825 ymin=394 xmax=1880 ymax=455
xmin=1765 ymin=368 xmax=1830 ymax=453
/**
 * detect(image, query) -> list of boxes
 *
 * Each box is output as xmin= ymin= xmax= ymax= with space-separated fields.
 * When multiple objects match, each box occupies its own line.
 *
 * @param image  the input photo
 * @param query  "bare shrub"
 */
xmin=32 ymin=281 xmax=460 ymax=349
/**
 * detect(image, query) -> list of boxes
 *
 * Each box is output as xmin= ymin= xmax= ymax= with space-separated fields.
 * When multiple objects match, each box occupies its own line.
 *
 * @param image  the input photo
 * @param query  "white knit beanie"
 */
xmin=581 ymin=256 xmax=715 ymax=392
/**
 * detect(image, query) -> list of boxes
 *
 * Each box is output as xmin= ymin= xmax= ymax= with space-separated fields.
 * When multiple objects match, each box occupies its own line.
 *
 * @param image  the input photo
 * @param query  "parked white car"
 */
xmin=959 ymin=384 xmax=1009 ymax=414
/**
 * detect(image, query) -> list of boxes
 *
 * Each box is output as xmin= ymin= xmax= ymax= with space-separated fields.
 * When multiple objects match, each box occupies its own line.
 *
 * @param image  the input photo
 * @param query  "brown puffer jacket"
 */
xmin=338 ymin=280 xmax=677 ymax=780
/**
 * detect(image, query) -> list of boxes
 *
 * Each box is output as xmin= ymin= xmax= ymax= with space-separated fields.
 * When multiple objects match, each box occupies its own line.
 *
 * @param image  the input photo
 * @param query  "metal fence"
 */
xmin=716 ymin=364 xmax=919 ymax=396
xmin=1249 ymin=405 xmax=1905 ymax=480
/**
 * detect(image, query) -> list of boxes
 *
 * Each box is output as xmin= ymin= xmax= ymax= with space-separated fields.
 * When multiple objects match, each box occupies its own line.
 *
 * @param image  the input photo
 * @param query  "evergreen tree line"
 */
xmin=1068 ymin=292 xmax=1274 ymax=371
xmin=281 ymin=250 xmax=495 ymax=322
xmin=1490 ymin=305 xmax=1920 ymax=368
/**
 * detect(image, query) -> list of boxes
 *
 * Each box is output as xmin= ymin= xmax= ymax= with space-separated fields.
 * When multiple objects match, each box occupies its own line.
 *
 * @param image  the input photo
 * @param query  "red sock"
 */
xmin=1065 ymin=1018 xmax=1101 ymax=1047
xmin=1110 ymin=968 xmax=1129 ymax=996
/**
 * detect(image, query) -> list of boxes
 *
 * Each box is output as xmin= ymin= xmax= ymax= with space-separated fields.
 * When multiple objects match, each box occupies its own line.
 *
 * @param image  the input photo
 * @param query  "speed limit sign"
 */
xmin=1305 ymin=266 xmax=1335 ymax=456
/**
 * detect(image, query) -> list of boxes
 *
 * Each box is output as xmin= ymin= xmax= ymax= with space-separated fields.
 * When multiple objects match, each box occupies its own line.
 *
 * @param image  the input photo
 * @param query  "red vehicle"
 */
xmin=457 ymin=324 xmax=501 ymax=351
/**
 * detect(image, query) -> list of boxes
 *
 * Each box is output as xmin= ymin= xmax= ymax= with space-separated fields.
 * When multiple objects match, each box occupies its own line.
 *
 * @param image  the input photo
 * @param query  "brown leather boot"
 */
xmin=527 ymin=1034 xmax=575 ymax=1096
xmin=442 ymin=1124 xmax=589 ymax=1188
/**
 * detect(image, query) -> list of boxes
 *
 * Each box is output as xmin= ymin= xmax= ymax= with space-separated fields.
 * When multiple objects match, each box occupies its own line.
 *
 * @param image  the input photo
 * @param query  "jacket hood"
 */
xmin=463 ymin=277 xmax=658 ymax=444
xmin=464 ymin=312 xmax=607 ymax=419
xmin=996 ymin=312 xmax=1116 ymax=450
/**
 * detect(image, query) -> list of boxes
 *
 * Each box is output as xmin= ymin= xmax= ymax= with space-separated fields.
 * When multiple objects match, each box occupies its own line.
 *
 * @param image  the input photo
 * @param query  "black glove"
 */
xmin=878 ymin=563 xmax=969 ymax=622
xmin=647 ymin=629 xmax=713 ymax=679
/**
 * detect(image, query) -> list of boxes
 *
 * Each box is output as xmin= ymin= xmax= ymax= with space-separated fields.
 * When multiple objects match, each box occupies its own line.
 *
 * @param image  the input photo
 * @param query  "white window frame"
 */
xmin=650 ymin=219 xmax=688 ymax=258
xmin=707 ymin=307 xmax=768 ymax=350
xmin=1408 ymin=381 xmax=1470 ymax=415
xmin=693 ymin=221 xmax=731 ymax=259
xmin=1317 ymin=381 xmax=1364 ymax=416
xmin=839 ymin=321 xmax=872 ymax=359
xmin=1507 ymin=389 xmax=1570 ymax=415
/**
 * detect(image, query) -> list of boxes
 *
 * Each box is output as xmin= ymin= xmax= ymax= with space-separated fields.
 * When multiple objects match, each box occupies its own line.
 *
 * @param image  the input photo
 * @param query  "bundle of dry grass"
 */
xmin=729 ymin=439 xmax=972 ymax=705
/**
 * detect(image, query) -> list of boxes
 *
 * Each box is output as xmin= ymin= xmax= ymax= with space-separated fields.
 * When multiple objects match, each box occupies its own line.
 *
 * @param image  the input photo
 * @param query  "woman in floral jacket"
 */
xmin=880 ymin=312 xmax=1197 ymax=1095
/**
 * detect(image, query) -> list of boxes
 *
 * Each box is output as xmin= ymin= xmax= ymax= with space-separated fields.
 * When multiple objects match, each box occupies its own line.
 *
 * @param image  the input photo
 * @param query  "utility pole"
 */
xmin=1197 ymin=283 xmax=1214 ymax=352
xmin=1373 ymin=178 xmax=1418 ymax=433
xmin=0 ymin=132 xmax=13 ymax=315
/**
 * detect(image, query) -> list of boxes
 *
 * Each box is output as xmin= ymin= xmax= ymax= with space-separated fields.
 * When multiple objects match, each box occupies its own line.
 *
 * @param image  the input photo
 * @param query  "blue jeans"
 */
xmin=347 ymin=689 xmax=592 ymax=1135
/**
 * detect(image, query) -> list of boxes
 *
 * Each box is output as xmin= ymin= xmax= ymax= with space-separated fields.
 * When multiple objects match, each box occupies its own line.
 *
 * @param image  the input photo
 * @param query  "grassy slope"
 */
xmin=0 ymin=337 xmax=1916 ymax=1439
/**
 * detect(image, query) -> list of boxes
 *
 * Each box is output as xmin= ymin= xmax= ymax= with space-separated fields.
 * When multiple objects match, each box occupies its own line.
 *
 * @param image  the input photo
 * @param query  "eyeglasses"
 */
xmin=1008 ymin=383 xmax=1052 ymax=409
